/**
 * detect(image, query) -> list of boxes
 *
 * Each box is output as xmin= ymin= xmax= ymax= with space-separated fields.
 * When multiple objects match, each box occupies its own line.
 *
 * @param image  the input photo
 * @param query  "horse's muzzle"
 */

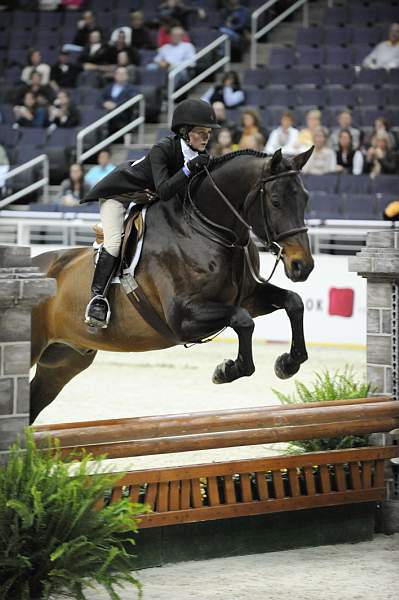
xmin=285 ymin=257 xmax=314 ymax=282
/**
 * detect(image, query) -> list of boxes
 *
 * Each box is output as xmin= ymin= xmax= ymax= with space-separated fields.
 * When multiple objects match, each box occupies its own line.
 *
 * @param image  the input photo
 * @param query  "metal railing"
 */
xmin=0 ymin=154 xmax=49 ymax=210
xmin=76 ymin=93 xmax=145 ymax=163
xmin=250 ymin=0 xmax=309 ymax=69
xmin=167 ymin=34 xmax=230 ymax=123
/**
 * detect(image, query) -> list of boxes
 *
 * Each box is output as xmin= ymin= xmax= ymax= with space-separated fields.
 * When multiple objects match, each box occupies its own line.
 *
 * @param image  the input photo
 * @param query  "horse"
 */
xmin=30 ymin=147 xmax=315 ymax=423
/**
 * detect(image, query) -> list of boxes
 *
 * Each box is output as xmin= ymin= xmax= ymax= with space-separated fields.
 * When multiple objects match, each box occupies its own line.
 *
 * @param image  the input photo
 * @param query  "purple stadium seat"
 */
xmin=324 ymin=66 xmax=356 ymax=86
xmin=37 ymin=12 xmax=63 ymax=30
xmin=307 ymin=192 xmax=343 ymax=220
xmin=192 ymin=29 xmax=219 ymax=49
xmin=324 ymin=46 xmax=353 ymax=66
xmin=297 ymin=46 xmax=324 ymax=66
xmin=353 ymin=44 xmax=372 ymax=64
xmin=355 ymin=86 xmax=387 ymax=108
xmin=351 ymin=27 xmax=381 ymax=45
xmin=40 ymin=32 xmax=61 ymax=50
xmin=10 ymin=32 xmax=35 ymax=49
xmin=267 ymin=67 xmax=297 ymax=86
xmin=349 ymin=7 xmax=377 ymax=25
xmin=379 ymin=6 xmax=399 ymax=23
xmin=243 ymin=69 xmax=267 ymax=88
xmin=388 ymin=69 xmax=399 ymax=85
xmin=297 ymin=88 xmax=327 ymax=107
xmin=13 ymin=144 xmax=39 ymax=164
xmin=295 ymin=67 xmax=324 ymax=86
xmin=40 ymin=49 xmax=58 ymax=66
xmin=266 ymin=86 xmax=293 ymax=108
xmin=47 ymin=128 xmax=75 ymax=147
xmin=139 ymin=50 xmax=157 ymax=65
xmin=0 ymin=125 xmax=20 ymax=148
xmin=12 ymin=12 xmax=38 ymax=30
xmin=370 ymin=175 xmax=399 ymax=196
xmin=63 ymin=11 xmax=82 ymax=29
xmin=342 ymin=194 xmax=379 ymax=220
xmin=79 ymin=87 xmax=102 ymax=106
xmin=4 ymin=67 xmax=21 ymax=84
xmin=18 ymin=128 xmax=47 ymax=147
xmin=245 ymin=89 xmax=267 ymax=107
xmin=339 ymin=175 xmax=372 ymax=195
xmin=356 ymin=68 xmax=386 ymax=86
xmin=269 ymin=47 xmax=296 ymax=67
xmin=79 ymin=108 xmax=106 ymax=126
xmin=139 ymin=68 xmax=167 ymax=88
xmin=296 ymin=27 xmax=324 ymax=46
xmin=359 ymin=108 xmax=387 ymax=127
xmin=328 ymin=87 xmax=357 ymax=108
xmin=324 ymin=26 xmax=352 ymax=46
xmin=7 ymin=48 xmax=27 ymax=66
xmin=0 ymin=104 xmax=15 ymax=124
xmin=302 ymin=174 xmax=339 ymax=193
xmin=324 ymin=7 xmax=348 ymax=26
xmin=0 ymin=12 xmax=12 ymax=32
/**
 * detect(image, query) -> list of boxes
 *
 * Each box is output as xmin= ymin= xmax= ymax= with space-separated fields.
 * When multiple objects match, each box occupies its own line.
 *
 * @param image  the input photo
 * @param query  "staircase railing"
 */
xmin=167 ymin=34 xmax=230 ymax=123
xmin=76 ymin=93 xmax=145 ymax=163
xmin=250 ymin=0 xmax=309 ymax=69
xmin=0 ymin=154 xmax=49 ymax=209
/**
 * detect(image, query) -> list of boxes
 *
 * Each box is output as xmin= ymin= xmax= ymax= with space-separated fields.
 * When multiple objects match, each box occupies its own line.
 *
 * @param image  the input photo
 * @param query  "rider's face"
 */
xmin=189 ymin=127 xmax=212 ymax=151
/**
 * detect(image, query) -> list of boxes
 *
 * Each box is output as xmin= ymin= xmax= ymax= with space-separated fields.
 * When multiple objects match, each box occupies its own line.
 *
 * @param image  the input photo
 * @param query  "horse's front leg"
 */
xmin=243 ymin=283 xmax=308 ymax=380
xmin=174 ymin=301 xmax=255 ymax=384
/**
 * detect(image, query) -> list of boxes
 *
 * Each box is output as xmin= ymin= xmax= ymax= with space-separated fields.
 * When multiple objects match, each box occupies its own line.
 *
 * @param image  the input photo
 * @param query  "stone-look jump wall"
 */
xmin=349 ymin=230 xmax=399 ymax=533
xmin=0 ymin=245 xmax=55 ymax=461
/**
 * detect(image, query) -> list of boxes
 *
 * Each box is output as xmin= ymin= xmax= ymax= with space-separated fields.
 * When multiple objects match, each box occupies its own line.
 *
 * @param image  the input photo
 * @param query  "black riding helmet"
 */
xmin=171 ymin=99 xmax=221 ymax=134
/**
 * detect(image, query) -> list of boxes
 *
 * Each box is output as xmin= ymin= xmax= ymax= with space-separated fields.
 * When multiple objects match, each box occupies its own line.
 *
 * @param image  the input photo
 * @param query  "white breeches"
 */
xmin=99 ymin=198 xmax=125 ymax=257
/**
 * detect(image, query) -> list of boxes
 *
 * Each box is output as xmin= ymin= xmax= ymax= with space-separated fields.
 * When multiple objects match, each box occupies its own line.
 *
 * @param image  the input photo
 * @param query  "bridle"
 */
xmin=184 ymin=163 xmax=308 ymax=284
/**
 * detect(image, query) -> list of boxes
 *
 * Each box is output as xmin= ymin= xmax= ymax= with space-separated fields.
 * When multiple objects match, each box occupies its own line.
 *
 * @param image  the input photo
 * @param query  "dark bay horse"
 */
xmin=30 ymin=147 xmax=314 ymax=423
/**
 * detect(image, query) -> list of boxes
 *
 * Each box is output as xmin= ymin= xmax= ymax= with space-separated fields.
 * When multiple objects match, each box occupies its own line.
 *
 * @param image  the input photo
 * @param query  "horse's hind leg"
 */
xmin=30 ymin=343 xmax=97 ymax=424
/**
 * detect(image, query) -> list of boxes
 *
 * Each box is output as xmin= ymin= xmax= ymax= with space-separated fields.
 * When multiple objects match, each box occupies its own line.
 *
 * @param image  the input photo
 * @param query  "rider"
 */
xmin=81 ymin=98 xmax=220 ymax=329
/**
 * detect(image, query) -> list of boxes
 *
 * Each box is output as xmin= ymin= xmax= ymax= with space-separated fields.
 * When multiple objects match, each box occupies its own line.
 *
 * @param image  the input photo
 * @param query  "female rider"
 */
xmin=81 ymin=98 xmax=220 ymax=329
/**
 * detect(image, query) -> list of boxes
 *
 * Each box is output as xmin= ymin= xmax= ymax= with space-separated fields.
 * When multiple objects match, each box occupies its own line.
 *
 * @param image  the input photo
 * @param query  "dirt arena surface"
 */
xmin=83 ymin=534 xmax=399 ymax=600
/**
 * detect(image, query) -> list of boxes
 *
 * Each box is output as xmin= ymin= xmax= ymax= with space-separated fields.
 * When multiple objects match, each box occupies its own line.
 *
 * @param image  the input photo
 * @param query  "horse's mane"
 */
xmin=209 ymin=149 xmax=269 ymax=169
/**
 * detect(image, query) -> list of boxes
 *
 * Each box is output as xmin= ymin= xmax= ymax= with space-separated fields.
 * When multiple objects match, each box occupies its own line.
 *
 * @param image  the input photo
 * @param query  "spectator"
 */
xmin=115 ymin=51 xmax=138 ymax=84
xmin=302 ymin=128 xmax=337 ymax=175
xmin=239 ymin=131 xmax=264 ymax=151
xmin=50 ymin=51 xmax=81 ymax=90
xmin=61 ymin=0 xmax=84 ymax=9
xmin=24 ymin=70 xmax=56 ymax=106
xmin=49 ymin=90 xmax=80 ymax=128
xmin=329 ymin=110 xmax=361 ymax=151
xmin=202 ymin=71 xmax=245 ymax=108
xmin=362 ymin=23 xmax=399 ymax=70
xmin=102 ymin=67 xmax=137 ymax=134
xmin=364 ymin=116 xmax=398 ymax=151
xmin=296 ymin=109 xmax=323 ymax=152
xmin=85 ymin=149 xmax=116 ymax=188
xmin=21 ymin=49 xmax=51 ymax=85
xmin=364 ymin=131 xmax=397 ymax=176
xmin=157 ymin=16 xmax=191 ymax=48
xmin=109 ymin=30 xmax=140 ymax=66
xmin=264 ymin=111 xmax=299 ymax=155
xmin=220 ymin=0 xmax=249 ymax=60
xmin=237 ymin=108 xmax=266 ymax=149
xmin=13 ymin=92 xmax=48 ymax=128
xmin=336 ymin=130 xmax=364 ymax=175
xmin=73 ymin=10 xmax=102 ymax=47
xmin=212 ymin=127 xmax=237 ymax=156
xmin=158 ymin=0 xmax=206 ymax=31
xmin=129 ymin=11 xmax=153 ymax=50
xmin=153 ymin=26 xmax=196 ymax=87
xmin=59 ymin=163 xmax=89 ymax=206
xmin=0 ymin=144 xmax=10 ymax=196
xmin=80 ymin=30 xmax=114 ymax=71
xmin=211 ymin=101 xmax=237 ymax=136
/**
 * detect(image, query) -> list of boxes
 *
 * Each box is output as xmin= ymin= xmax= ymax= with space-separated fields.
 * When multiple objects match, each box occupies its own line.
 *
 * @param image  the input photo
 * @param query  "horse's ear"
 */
xmin=270 ymin=148 xmax=282 ymax=174
xmin=292 ymin=146 xmax=314 ymax=171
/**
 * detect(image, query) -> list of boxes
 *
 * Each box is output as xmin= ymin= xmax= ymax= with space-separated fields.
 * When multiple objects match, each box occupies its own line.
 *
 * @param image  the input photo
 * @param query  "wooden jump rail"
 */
xmin=32 ymin=397 xmax=399 ymax=527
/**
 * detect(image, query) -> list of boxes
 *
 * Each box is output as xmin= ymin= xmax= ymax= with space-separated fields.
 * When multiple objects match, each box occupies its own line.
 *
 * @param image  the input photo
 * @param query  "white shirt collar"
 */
xmin=181 ymin=139 xmax=198 ymax=164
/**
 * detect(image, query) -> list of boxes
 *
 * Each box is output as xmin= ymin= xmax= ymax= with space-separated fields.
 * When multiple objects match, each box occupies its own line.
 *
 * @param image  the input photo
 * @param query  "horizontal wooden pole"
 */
xmin=33 ymin=398 xmax=397 ymax=448
xmin=55 ymin=417 xmax=399 ymax=460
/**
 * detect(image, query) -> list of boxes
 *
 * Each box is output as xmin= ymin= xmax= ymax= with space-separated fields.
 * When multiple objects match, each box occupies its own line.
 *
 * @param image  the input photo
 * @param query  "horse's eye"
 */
xmin=271 ymin=196 xmax=280 ymax=208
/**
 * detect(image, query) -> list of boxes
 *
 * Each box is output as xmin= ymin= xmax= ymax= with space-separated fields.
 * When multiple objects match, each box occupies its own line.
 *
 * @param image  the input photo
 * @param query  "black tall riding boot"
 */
xmin=85 ymin=248 xmax=118 ymax=329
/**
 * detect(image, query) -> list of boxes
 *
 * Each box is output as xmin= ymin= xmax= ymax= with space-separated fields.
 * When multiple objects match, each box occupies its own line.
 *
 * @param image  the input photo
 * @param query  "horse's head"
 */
xmin=245 ymin=147 xmax=314 ymax=282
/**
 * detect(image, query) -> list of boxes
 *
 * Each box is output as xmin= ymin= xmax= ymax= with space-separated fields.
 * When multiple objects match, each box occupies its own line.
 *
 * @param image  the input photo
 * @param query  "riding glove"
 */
xmin=187 ymin=154 xmax=210 ymax=174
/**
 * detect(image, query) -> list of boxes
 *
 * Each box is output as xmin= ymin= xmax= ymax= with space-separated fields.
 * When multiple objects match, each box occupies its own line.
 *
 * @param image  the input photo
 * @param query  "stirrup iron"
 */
xmin=84 ymin=295 xmax=111 ymax=329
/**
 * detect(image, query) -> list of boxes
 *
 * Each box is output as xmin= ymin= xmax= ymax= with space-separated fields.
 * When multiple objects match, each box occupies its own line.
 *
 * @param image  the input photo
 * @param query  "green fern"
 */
xmin=272 ymin=367 xmax=371 ymax=452
xmin=0 ymin=429 xmax=148 ymax=600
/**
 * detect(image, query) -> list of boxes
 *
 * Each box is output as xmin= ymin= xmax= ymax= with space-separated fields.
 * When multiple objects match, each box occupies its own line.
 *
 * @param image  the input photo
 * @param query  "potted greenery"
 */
xmin=0 ymin=429 xmax=146 ymax=600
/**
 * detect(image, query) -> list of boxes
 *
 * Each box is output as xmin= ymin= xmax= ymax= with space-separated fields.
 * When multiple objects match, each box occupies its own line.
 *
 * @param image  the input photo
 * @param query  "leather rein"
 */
xmin=184 ymin=164 xmax=308 ymax=285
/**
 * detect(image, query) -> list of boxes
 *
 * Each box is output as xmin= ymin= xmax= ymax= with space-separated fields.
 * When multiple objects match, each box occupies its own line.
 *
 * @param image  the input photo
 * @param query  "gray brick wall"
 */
xmin=0 ymin=245 xmax=55 ymax=461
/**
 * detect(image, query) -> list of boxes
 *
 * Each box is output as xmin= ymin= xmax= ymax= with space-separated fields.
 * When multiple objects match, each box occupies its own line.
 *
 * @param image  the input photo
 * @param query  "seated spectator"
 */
xmin=364 ymin=131 xmax=397 ymax=176
xmin=21 ymin=49 xmax=51 ymax=85
xmin=295 ymin=109 xmax=323 ymax=152
xmin=114 ymin=51 xmax=138 ymax=84
xmin=329 ymin=110 xmax=361 ymax=151
xmin=50 ymin=51 xmax=81 ymax=90
xmin=80 ymin=30 xmax=114 ymax=71
xmin=158 ymin=0 xmax=206 ymax=31
xmin=85 ymin=149 xmax=116 ymax=188
xmin=109 ymin=30 xmax=140 ymax=66
xmin=73 ymin=10 xmax=103 ymax=47
xmin=336 ymin=130 xmax=364 ymax=175
xmin=62 ymin=0 xmax=84 ymax=9
xmin=49 ymin=90 xmax=80 ymax=128
xmin=157 ymin=16 xmax=191 ymax=48
xmin=264 ymin=111 xmax=299 ymax=155
xmin=0 ymin=143 xmax=10 ymax=196
xmin=129 ymin=11 xmax=153 ymax=50
xmin=153 ymin=26 xmax=196 ymax=87
xmin=302 ymin=128 xmax=337 ymax=175
xmin=13 ymin=92 xmax=49 ymax=128
xmin=237 ymin=108 xmax=266 ymax=149
xmin=362 ymin=23 xmax=399 ymax=70
xmin=364 ymin=116 xmax=398 ymax=151
xmin=239 ymin=132 xmax=264 ymax=151
xmin=59 ymin=163 xmax=89 ymax=206
xmin=220 ymin=0 xmax=249 ymax=60
xmin=211 ymin=101 xmax=238 ymax=139
xmin=212 ymin=127 xmax=237 ymax=157
xmin=102 ymin=67 xmax=137 ymax=134
xmin=202 ymin=71 xmax=245 ymax=109
xmin=25 ymin=70 xmax=56 ymax=106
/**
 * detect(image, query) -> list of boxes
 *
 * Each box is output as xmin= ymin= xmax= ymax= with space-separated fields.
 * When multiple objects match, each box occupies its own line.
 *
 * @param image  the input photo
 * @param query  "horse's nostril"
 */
xmin=291 ymin=260 xmax=303 ymax=273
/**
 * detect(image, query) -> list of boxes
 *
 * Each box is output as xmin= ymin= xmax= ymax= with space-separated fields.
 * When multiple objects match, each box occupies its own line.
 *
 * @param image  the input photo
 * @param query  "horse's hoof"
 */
xmin=212 ymin=359 xmax=235 ymax=384
xmin=274 ymin=353 xmax=300 ymax=380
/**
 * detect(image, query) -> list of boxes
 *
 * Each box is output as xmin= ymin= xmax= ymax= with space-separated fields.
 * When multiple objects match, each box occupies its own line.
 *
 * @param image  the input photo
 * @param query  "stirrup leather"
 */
xmin=84 ymin=295 xmax=111 ymax=328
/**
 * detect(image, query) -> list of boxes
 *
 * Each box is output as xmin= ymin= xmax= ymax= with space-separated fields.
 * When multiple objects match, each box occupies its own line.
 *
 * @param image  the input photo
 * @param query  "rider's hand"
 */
xmin=187 ymin=154 xmax=210 ymax=174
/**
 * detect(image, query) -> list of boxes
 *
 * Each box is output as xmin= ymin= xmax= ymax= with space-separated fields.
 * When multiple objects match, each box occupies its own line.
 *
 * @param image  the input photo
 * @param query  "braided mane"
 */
xmin=209 ymin=149 xmax=269 ymax=169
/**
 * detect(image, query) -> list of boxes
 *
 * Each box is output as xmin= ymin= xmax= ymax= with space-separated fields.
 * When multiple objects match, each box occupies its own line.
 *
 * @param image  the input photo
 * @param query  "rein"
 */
xmin=184 ymin=164 xmax=308 ymax=285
